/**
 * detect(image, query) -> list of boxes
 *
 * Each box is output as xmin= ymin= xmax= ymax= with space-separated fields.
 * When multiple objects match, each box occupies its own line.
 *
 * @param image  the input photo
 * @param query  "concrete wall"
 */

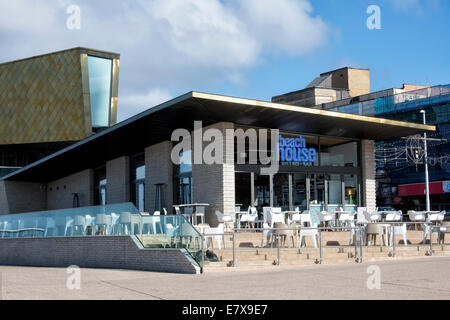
xmin=47 ymin=169 xmax=94 ymax=210
xmin=106 ymin=156 xmax=130 ymax=204
xmin=145 ymin=141 xmax=173 ymax=213
xmin=0 ymin=180 xmax=46 ymax=214
xmin=361 ymin=139 xmax=376 ymax=211
xmin=192 ymin=122 xmax=235 ymax=226
xmin=0 ymin=236 xmax=199 ymax=274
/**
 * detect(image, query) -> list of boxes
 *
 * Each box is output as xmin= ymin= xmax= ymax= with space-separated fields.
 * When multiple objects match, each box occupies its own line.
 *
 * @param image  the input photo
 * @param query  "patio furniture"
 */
xmin=269 ymin=208 xmax=285 ymax=227
xmin=439 ymin=221 xmax=450 ymax=245
xmin=298 ymin=211 xmax=318 ymax=248
xmin=215 ymin=210 xmax=234 ymax=232
xmin=195 ymin=206 xmax=206 ymax=225
xmin=95 ymin=214 xmax=111 ymax=235
xmin=364 ymin=210 xmax=382 ymax=222
xmin=273 ymin=222 xmax=295 ymax=248
xmin=204 ymin=223 xmax=225 ymax=250
xmin=240 ymin=207 xmax=258 ymax=228
xmin=72 ymin=215 xmax=86 ymax=236
xmin=385 ymin=210 xmax=407 ymax=246
xmin=407 ymin=210 xmax=426 ymax=231
xmin=423 ymin=210 xmax=446 ymax=244
xmin=183 ymin=206 xmax=194 ymax=223
xmin=118 ymin=212 xmax=139 ymax=235
xmin=365 ymin=223 xmax=386 ymax=246
xmin=318 ymin=210 xmax=334 ymax=229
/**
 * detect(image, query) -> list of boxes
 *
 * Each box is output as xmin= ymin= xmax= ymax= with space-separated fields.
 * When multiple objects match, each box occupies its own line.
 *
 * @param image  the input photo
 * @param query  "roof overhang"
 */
xmin=2 ymin=91 xmax=435 ymax=183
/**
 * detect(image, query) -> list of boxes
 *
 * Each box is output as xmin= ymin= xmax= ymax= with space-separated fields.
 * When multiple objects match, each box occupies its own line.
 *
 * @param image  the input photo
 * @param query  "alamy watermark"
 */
xmin=367 ymin=5 xmax=381 ymax=30
xmin=171 ymin=121 xmax=281 ymax=175
xmin=66 ymin=265 xmax=81 ymax=290
xmin=366 ymin=265 xmax=381 ymax=290
xmin=66 ymin=5 xmax=81 ymax=30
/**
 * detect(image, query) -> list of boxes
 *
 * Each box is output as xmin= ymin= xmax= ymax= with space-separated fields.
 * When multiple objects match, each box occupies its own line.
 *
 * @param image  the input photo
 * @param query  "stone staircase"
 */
xmin=203 ymin=230 xmax=450 ymax=272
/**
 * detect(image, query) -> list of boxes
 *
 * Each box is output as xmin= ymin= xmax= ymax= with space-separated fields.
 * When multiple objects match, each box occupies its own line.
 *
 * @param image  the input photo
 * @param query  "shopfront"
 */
xmin=235 ymin=128 xmax=361 ymax=214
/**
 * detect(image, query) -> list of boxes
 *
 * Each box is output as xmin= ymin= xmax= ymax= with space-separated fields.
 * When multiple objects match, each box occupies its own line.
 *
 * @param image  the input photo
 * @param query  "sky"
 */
xmin=0 ymin=0 xmax=449 ymax=122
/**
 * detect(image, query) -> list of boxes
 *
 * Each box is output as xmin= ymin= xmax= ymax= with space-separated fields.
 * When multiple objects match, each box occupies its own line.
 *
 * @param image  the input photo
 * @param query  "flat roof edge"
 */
xmin=0 ymin=47 xmax=120 ymax=66
xmin=192 ymin=91 xmax=436 ymax=132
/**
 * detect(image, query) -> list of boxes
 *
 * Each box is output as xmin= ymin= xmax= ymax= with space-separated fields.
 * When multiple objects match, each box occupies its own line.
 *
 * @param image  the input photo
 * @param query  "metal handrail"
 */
xmin=199 ymin=221 xmax=445 ymax=268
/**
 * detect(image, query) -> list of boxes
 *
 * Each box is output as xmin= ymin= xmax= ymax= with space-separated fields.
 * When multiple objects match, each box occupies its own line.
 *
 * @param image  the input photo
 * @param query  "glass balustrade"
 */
xmin=0 ymin=203 xmax=203 ymax=269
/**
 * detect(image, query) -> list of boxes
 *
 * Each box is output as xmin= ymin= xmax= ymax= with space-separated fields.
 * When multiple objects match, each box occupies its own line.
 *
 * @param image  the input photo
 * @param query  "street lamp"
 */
xmin=420 ymin=110 xmax=430 ymax=211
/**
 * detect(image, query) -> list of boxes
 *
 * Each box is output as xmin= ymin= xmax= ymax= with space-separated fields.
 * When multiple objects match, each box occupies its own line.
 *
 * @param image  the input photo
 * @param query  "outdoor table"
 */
xmin=174 ymin=203 xmax=209 ymax=225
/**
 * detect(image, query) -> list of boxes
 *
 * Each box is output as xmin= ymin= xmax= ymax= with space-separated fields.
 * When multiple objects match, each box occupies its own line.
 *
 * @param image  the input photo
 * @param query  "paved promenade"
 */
xmin=1 ymin=257 xmax=449 ymax=300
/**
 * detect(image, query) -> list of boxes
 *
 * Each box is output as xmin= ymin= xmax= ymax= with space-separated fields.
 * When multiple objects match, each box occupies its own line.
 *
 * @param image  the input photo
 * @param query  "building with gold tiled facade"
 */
xmin=0 ymin=47 xmax=120 ymax=176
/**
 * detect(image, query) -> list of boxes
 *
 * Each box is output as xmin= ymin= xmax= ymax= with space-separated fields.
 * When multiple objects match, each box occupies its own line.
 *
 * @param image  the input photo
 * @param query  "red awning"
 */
xmin=398 ymin=182 xmax=443 ymax=197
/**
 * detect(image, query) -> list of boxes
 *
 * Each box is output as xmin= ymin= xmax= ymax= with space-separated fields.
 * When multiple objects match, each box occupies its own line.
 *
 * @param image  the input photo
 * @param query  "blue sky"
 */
xmin=0 ymin=0 xmax=448 ymax=121
xmin=204 ymin=0 xmax=450 ymax=100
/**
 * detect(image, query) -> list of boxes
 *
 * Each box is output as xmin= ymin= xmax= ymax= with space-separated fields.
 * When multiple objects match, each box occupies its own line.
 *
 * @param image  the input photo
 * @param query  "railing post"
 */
xmin=277 ymin=233 xmax=280 ymax=266
xmin=319 ymin=229 xmax=323 ymax=264
xmin=392 ymin=225 xmax=396 ymax=257
xmin=232 ymin=231 xmax=236 ymax=267
xmin=359 ymin=227 xmax=363 ymax=263
xmin=429 ymin=223 xmax=434 ymax=256
xmin=201 ymin=234 xmax=205 ymax=273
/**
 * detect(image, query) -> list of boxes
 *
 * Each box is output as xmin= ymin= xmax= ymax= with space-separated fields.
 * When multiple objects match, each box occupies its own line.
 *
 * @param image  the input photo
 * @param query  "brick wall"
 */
xmin=192 ymin=122 xmax=235 ymax=226
xmin=0 ymin=236 xmax=199 ymax=274
xmin=145 ymin=141 xmax=173 ymax=213
xmin=361 ymin=139 xmax=376 ymax=211
xmin=0 ymin=180 xmax=46 ymax=214
xmin=106 ymin=156 xmax=130 ymax=204
xmin=47 ymin=169 xmax=94 ymax=210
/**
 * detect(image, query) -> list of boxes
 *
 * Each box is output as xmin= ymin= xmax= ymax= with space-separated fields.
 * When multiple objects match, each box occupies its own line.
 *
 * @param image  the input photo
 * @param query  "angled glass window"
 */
xmin=88 ymin=56 xmax=112 ymax=128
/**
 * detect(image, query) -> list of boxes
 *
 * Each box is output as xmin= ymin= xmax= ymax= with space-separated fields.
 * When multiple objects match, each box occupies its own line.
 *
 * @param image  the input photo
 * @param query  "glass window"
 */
xmin=94 ymin=166 xmax=107 ymax=206
xmin=130 ymin=153 xmax=145 ymax=212
xmin=273 ymin=173 xmax=289 ymax=210
xmin=328 ymin=174 xmax=342 ymax=207
xmin=235 ymin=172 xmax=251 ymax=208
xmin=292 ymin=173 xmax=307 ymax=210
xmin=320 ymin=141 xmax=358 ymax=167
xmin=254 ymin=173 xmax=270 ymax=208
xmin=344 ymin=174 xmax=358 ymax=206
xmin=310 ymin=174 xmax=325 ymax=205
xmin=173 ymin=150 xmax=192 ymax=205
xmin=88 ymin=56 xmax=112 ymax=128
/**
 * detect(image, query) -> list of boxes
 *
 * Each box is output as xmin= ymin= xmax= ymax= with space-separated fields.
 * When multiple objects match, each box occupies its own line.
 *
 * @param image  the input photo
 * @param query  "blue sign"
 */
xmin=278 ymin=135 xmax=317 ymax=163
xmin=443 ymin=181 xmax=450 ymax=193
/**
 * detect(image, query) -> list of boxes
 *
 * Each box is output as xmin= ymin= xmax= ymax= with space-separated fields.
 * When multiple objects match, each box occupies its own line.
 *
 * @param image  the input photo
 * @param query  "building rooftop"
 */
xmin=1 ymin=91 xmax=435 ymax=183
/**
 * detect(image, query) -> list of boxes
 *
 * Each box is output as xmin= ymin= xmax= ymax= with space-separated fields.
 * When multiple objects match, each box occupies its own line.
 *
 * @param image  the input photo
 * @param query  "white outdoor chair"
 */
xmin=164 ymin=223 xmax=179 ymax=248
xmin=385 ymin=210 xmax=407 ymax=246
xmin=423 ymin=210 xmax=446 ymax=244
xmin=215 ymin=210 xmax=234 ymax=232
xmin=72 ymin=215 xmax=86 ymax=236
xmin=408 ymin=210 xmax=426 ymax=222
xmin=195 ymin=206 xmax=206 ymax=225
xmin=298 ymin=211 xmax=318 ymax=248
xmin=269 ymin=208 xmax=285 ymax=227
xmin=364 ymin=210 xmax=382 ymax=222
xmin=95 ymin=213 xmax=111 ymax=235
xmin=204 ymin=223 xmax=225 ymax=250
xmin=240 ymin=207 xmax=258 ymax=228
xmin=174 ymin=206 xmax=181 ymax=215
xmin=317 ymin=210 xmax=334 ymax=228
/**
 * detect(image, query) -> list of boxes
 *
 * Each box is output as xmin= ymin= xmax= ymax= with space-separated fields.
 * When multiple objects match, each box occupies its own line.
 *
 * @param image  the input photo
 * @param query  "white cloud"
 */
xmin=119 ymin=88 xmax=173 ymax=120
xmin=0 ymin=0 xmax=331 ymax=121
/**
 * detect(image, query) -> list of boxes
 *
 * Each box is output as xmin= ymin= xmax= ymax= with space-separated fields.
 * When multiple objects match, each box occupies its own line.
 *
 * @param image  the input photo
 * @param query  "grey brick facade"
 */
xmin=106 ymin=156 xmax=130 ymax=204
xmin=0 ymin=236 xmax=199 ymax=274
xmin=47 ymin=169 xmax=94 ymax=210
